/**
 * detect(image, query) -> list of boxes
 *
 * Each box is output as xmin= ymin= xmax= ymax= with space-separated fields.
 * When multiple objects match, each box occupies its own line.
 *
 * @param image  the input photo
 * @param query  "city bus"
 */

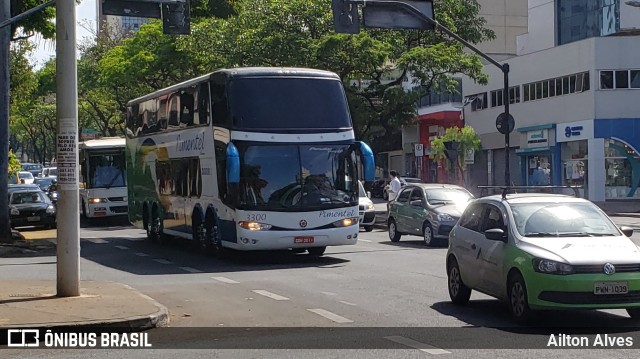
xmin=79 ymin=137 xmax=128 ymax=218
xmin=125 ymin=67 xmax=374 ymax=256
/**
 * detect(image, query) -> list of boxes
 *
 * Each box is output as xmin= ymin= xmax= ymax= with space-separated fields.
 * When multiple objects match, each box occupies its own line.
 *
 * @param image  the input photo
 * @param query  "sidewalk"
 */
xmin=0 ymin=235 xmax=169 ymax=330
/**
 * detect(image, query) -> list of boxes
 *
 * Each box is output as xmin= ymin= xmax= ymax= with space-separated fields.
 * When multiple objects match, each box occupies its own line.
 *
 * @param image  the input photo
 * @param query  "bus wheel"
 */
xmin=308 ymin=247 xmax=326 ymax=256
xmin=192 ymin=218 xmax=206 ymax=252
xmin=149 ymin=208 xmax=163 ymax=243
xmin=206 ymin=218 xmax=226 ymax=258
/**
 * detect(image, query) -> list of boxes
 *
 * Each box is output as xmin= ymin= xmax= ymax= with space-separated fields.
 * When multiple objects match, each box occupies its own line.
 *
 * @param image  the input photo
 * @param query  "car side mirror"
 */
xmin=366 ymin=191 xmax=371 ymax=199
xmin=485 ymin=228 xmax=507 ymax=242
xmin=410 ymin=200 xmax=423 ymax=207
xmin=620 ymin=226 xmax=634 ymax=237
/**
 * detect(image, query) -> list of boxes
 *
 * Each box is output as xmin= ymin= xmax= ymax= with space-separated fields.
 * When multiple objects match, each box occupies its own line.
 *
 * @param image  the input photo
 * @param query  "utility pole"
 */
xmin=56 ymin=0 xmax=80 ymax=297
xmin=0 ymin=0 xmax=10 ymax=243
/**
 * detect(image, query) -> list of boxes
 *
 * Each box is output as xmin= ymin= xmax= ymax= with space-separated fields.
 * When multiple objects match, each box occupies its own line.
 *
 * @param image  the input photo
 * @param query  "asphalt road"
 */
xmin=3 ymin=216 xmax=640 ymax=358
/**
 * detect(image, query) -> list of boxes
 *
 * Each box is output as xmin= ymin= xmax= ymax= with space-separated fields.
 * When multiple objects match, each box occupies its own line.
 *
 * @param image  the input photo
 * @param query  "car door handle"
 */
xmin=471 ymin=244 xmax=476 ymax=250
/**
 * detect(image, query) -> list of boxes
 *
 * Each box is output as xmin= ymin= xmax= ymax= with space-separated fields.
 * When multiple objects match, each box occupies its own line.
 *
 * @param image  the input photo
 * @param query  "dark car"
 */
xmin=34 ymin=176 xmax=57 ymax=191
xmin=370 ymin=179 xmax=388 ymax=198
xmin=8 ymin=189 xmax=57 ymax=229
xmin=387 ymin=183 xmax=474 ymax=246
xmin=21 ymin=163 xmax=44 ymax=178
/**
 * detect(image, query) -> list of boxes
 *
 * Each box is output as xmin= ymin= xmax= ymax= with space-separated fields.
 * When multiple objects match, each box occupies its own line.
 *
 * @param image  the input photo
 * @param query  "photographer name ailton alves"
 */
xmin=547 ymin=334 xmax=633 ymax=347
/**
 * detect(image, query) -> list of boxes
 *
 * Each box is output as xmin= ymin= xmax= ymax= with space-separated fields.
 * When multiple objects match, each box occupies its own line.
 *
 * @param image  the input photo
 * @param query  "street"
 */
xmin=2 ymin=215 xmax=640 ymax=357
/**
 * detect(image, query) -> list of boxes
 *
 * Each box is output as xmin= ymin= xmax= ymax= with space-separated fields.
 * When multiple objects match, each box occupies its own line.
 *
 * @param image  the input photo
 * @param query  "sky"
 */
xmin=30 ymin=0 xmax=97 ymax=69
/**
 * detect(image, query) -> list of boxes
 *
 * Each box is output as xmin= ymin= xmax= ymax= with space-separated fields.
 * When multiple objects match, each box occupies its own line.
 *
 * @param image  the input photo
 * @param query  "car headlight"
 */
xmin=437 ymin=213 xmax=455 ymax=221
xmin=532 ymin=258 xmax=573 ymax=275
xmin=10 ymin=207 xmax=19 ymax=215
xmin=333 ymin=217 xmax=358 ymax=227
xmin=88 ymin=198 xmax=106 ymax=204
xmin=238 ymin=221 xmax=272 ymax=231
xmin=366 ymin=203 xmax=375 ymax=210
xmin=46 ymin=205 xmax=56 ymax=214
xmin=51 ymin=192 xmax=58 ymax=198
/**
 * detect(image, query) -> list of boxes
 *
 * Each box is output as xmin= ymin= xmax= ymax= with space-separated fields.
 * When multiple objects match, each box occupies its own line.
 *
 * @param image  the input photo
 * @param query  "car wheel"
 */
xmin=388 ymin=219 xmax=401 ymax=242
xmin=626 ymin=308 xmax=640 ymax=319
xmin=308 ymin=246 xmax=326 ymax=256
xmin=508 ymin=272 xmax=534 ymax=322
xmin=422 ymin=222 xmax=434 ymax=247
xmin=448 ymin=258 xmax=471 ymax=305
xmin=364 ymin=225 xmax=374 ymax=232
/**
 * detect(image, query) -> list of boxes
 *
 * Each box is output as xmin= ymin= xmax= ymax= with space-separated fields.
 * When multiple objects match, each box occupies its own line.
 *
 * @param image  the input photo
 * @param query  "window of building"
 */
xmin=522 ymin=72 xmax=590 ymax=102
xmin=468 ymin=92 xmax=488 ymax=111
xmin=557 ymin=0 xmax=620 ymax=46
xmin=561 ymin=140 xmax=588 ymax=193
xmin=605 ymin=138 xmax=640 ymax=199
xmin=417 ymin=78 xmax=463 ymax=108
xmin=615 ymin=70 xmax=629 ymax=89
xmin=600 ymin=70 xmax=614 ymax=89
xmin=631 ymin=70 xmax=640 ymax=88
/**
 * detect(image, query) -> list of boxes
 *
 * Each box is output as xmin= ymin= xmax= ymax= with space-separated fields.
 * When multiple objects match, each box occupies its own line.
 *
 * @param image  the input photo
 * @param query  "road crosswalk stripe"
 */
xmin=179 ymin=267 xmax=203 ymax=273
xmin=153 ymin=259 xmax=172 ymax=264
xmin=307 ymin=308 xmax=353 ymax=323
xmin=211 ymin=276 xmax=239 ymax=284
xmin=384 ymin=336 xmax=451 ymax=354
xmin=135 ymin=253 xmax=149 ymax=257
xmin=252 ymin=290 xmax=290 ymax=301
xmin=114 ymin=245 xmax=129 ymax=250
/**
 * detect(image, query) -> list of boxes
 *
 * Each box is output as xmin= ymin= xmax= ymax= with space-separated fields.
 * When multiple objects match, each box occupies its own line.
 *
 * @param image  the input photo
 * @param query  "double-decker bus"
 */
xmin=125 ymin=67 xmax=374 ymax=256
xmin=79 ymin=137 xmax=128 ymax=218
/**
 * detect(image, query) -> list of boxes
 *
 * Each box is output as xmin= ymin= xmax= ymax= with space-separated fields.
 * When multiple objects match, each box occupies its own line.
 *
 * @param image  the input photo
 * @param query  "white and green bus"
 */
xmin=125 ymin=67 xmax=374 ymax=256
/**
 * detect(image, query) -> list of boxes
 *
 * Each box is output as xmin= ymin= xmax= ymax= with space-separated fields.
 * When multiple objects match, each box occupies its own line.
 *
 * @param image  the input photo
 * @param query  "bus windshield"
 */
xmin=87 ymin=152 xmax=127 ymax=189
xmin=229 ymin=78 xmax=351 ymax=130
xmin=239 ymin=144 xmax=357 ymax=211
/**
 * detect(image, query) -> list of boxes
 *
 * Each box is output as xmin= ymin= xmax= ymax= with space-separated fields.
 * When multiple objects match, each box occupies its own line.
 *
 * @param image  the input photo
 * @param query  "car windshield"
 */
xmin=510 ymin=202 xmax=621 ymax=237
xmin=10 ymin=191 xmax=48 ymax=205
xmin=426 ymin=188 xmax=473 ymax=206
xmin=22 ymin=164 xmax=41 ymax=171
xmin=47 ymin=168 xmax=57 ymax=176
xmin=19 ymin=172 xmax=33 ymax=179
xmin=238 ymin=144 xmax=357 ymax=211
xmin=35 ymin=178 xmax=55 ymax=190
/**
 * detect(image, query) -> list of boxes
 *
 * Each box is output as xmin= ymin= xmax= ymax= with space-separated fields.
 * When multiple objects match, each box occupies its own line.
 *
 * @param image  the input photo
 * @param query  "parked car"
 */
xmin=17 ymin=171 xmax=35 ymax=184
xmin=8 ymin=189 xmax=57 ymax=229
xmin=358 ymin=181 xmax=376 ymax=232
xmin=382 ymin=177 xmax=425 ymax=200
xmin=446 ymin=193 xmax=640 ymax=322
xmin=21 ymin=163 xmax=43 ymax=177
xmin=388 ymin=183 xmax=474 ymax=246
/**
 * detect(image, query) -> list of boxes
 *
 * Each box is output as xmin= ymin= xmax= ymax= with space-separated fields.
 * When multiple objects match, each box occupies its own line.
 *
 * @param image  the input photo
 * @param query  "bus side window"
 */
xmin=211 ymin=78 xmax=229 ymax=127
xmin=180 ymin=91 xmax=195 ymax=126
xmin=196 ymin=83 xmax=210 ymax=125
xmin=168 ymin=94 xmax=179 ymax=127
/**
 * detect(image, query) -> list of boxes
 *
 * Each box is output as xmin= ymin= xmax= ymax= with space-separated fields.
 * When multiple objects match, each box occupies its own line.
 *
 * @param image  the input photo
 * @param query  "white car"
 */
xmin=358 ymin=181 xmax=376 ymax=232
xmin=18 ymin=171 xmax=35 ymax=184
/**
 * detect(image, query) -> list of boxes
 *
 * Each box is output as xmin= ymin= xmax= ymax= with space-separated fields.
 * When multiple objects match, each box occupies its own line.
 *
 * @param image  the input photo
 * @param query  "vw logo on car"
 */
xmin=603 ymin=263 xmax=616 ymax=275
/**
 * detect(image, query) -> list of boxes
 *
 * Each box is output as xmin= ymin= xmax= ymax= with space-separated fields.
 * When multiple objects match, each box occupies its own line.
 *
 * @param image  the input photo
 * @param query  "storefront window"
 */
xmin=561 ymin=140 xmax=587 ymax=196
xmin=604 ymin=139 xmax=640 ymax=199
xmin=527 ymin=155 xmax=551 ymax=186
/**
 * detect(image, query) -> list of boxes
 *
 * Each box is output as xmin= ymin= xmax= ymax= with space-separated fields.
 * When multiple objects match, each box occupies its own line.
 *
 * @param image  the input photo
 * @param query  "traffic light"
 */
xmin=331 ymin=0 xmax=360 ymax=34
xmin=162 ymin=0 xmax=190 ymax=35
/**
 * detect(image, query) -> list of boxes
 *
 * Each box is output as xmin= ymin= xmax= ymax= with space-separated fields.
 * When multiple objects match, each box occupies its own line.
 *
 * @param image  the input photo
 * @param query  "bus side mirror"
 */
xmin=358 ymin=141 xmax=375 ymax=182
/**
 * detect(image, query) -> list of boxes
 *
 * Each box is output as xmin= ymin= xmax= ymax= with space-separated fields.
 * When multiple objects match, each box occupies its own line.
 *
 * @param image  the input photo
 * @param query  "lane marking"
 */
xmin=339 ymin=300 xmax=357 ymax=306
xmin=358 ymin=239 xmax=372 ymax=242
xmin=135 ymin=252 xmax=149 ymax=257
xmin=321 ymin=291 xmax=337 ymax=296
xmin=211 ymin=276 xmax=239 ymax=284
xmin=252 ymin=290 xmax=290 ymax=301
xmin=180 ymin=266 xmax=203 ymax=273
xmin=153 ymin=259 xmax=173 ymax=265
xmin=384 ymin=336 xmax=451 ymax=354
xmin=83 ymin=238 xmax=109 ymax=244
xmin=307 ymin=308 xmax=353 ymax=323
xmin=114 ymin=245 xmax=129 ymax=250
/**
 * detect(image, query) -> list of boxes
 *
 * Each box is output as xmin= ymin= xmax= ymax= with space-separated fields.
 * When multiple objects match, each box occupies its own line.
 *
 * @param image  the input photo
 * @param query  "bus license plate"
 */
xmin=27 ymin=216 xmax=40 ymax=222
xmin=294 ymin=236 xmax=314 ymax=244
xmin=594 ymin=281 xmax=628 ymax=295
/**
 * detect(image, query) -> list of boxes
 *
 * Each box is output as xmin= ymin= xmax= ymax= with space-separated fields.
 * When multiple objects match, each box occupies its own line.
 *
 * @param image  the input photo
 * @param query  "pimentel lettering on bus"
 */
xmin=319 ymin=208 xmax=357 ymax=218
xmin=564 ymin=126 xmax=583 ymax=138
xmin=176 ymin=132 xmax=206 ymax=152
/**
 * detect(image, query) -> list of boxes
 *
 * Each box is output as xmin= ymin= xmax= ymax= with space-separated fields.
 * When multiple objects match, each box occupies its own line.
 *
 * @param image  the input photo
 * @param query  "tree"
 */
xmin=8 ymin=149 xmax=21 ymax=181
xmin=430 ymin=125 xmax=481 ymax=185
xmin=10 ymin=0 xmax=56 ymax=41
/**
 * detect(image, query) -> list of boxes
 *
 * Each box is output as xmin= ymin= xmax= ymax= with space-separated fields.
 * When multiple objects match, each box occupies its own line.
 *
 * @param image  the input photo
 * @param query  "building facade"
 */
xmin=463 ymin=0 xmax=640 ymax=201
xmin=97 ymin=0 xmax=149 ymax=37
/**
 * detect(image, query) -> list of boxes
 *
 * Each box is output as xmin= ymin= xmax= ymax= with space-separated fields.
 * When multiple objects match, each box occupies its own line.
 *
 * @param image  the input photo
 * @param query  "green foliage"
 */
xmin=11 ymin=0 xmax=57 ymax=40
xmin=430 ymin=126 xmax=482 ymax=172
xmin=8 ymin=150 xmax=21 ymax=181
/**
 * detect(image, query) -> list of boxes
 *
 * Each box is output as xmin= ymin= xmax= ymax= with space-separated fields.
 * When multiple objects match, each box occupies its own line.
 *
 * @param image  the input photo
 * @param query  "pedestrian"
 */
xmin=387 ymin=170 xmax=401 ymax=212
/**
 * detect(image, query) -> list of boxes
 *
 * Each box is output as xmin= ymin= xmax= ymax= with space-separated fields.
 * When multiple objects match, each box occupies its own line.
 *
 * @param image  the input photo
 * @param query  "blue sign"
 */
xmin=564 ymin=125 xmax=583 ymax=138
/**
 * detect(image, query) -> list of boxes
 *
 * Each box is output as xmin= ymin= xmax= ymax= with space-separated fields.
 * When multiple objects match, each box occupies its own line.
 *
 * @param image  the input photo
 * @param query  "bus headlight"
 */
xmin=88 ymin=198 xmax=106 ymax=204
xmin=333 ymin=217 xmax=358 ymax=228
xmin=238 ymin=221 xmax=272 ymax=231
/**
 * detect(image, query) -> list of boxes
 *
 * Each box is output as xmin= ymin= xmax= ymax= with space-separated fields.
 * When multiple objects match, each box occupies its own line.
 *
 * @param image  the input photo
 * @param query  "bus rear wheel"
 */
xmin=204 ymin=216 xmax=226 ymax=258
xmin=148 ymin=210 xmax=163 ymax=243
xmin=308 ymin=247 xmax=326 ymax=256
xmin=192 ymin=218 xmax=206 ymax=252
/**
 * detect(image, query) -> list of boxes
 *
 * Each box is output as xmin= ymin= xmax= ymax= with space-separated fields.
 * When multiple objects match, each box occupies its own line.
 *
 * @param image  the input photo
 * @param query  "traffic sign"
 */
xmin=496 ymin=112 xmax=515 ymax=135
xmin=414 ymin=143 xmax=424 ymax=157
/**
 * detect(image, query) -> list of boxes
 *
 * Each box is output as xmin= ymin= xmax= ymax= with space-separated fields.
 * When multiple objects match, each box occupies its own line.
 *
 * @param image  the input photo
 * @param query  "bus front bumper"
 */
xmin=230 ymin=225 xmax=360 ymax=251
